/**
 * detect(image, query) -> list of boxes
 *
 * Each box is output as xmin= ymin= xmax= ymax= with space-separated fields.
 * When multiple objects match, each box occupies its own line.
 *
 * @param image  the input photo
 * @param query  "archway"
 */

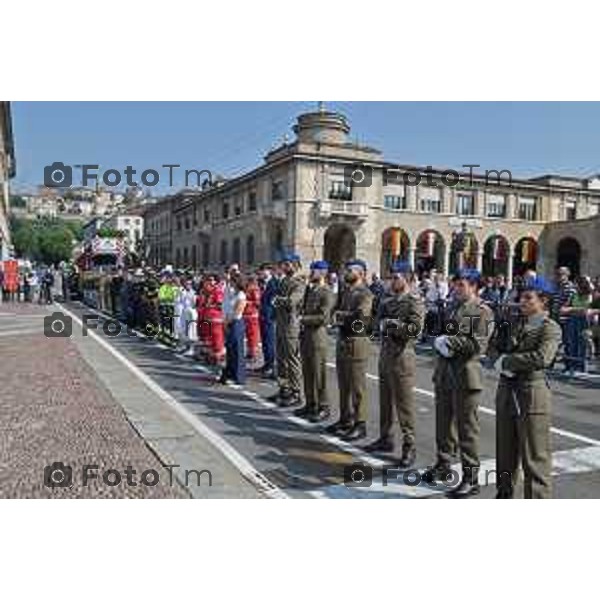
xmin=513 ymin=237 xmax=538 ymax=276
xmin=483 ymin=234 xmax=510 ymax=277
xmin=449 ymin=231 xmax=478 ymax=274
xmin=556 ymin=237 xmax=581 ymax=277
xmin=324 ymin=224 xmax=356 ymax=273
xmin=415 ymin=229 xmax=446 ymax=275
xmin=380 ymin=227 xmax=410 ymax=276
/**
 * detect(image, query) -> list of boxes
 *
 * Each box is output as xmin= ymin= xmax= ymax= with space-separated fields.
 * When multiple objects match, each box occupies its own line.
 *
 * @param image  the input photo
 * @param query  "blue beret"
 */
xmin=453 ymin=268 xmax=481 ymax=283
xmin=310 ymin=260 xmax=329 ymax=271
xmin=279 ymin=252 xmax=301 ymax=263
xmin=345 ymin=259 xmax=367 ymax=271
xmin=522 ymin=276 xmax=556 ymax=295
xmin=390 ymin=261 xmax=412 ymax=274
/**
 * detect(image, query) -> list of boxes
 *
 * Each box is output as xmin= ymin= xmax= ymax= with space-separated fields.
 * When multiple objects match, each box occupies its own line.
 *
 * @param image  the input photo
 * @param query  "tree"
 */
xmin=9 ymin=216 xmax=82 ymax=265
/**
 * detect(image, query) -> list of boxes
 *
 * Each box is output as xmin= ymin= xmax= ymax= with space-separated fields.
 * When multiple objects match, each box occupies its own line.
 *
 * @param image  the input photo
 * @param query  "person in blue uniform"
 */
xmin=257 ymin=263 xmax=278 ymax=378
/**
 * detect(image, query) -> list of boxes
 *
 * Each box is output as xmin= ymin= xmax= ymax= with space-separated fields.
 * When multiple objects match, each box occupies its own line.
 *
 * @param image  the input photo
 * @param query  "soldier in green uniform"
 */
xmin=268 ymin=253 xmax=307 ymax=407
xmin=326 ymin=259 xmax=374 ymax=441
xmin=365 ymin=261 xmax=424 ymax=468
xmin=423 ymin=268 xmax=494 ymax=498
xmin=142 ymin=271 xmax=160 ymax=337
xmin=296 ymin=260 xmax=335 ymax=422
xmin=488 ymin=276 xmax=561 ymax=499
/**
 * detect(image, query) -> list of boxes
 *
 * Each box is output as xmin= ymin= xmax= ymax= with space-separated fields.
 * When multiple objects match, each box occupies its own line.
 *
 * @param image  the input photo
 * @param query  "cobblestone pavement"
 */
xmin=0 ymin=302 xmax=189 ymax=498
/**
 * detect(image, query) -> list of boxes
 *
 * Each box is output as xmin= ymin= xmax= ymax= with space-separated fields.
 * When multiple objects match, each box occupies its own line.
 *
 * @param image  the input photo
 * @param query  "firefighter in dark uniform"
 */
xmin=423 ymin=268 xmax=494 ymax=498
xmin=268 ymin=253 xmax=306 ymax=407
xmin=295 ymin=260 xmax=334 ymax=422
xmin=488 ymin=276 xmax=561 ymax=499
xmin=142 ymin=271 xmax=160 ymax=337
xmin=365 ymin=261 xmax=424 ymax=468
xmin=326 ymin=259 xmax=374 ymax=441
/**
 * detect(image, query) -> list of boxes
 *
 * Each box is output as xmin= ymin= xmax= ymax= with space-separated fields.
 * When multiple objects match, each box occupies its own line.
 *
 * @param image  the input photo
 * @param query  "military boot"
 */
xmin=342 ymin=421 xmax=367 ymax=442
xmin=398 ymin=444 xmax=417 ymax=469
xmin=364 ymin=437 xmax=395 ymax=453
xmin=421 ymin=462 xmax=453 ymax=484
xmin=447 ymin=467 xmax=480 ymax=498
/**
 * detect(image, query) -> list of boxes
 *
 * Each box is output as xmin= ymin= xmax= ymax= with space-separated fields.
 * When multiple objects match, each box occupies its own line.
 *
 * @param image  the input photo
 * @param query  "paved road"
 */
xmin=52 ymin=300 xmax=600 ymax=500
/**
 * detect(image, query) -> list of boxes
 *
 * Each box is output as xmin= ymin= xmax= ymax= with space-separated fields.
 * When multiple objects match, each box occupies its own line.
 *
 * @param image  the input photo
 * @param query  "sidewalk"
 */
xmin=0 ymin=302 xmax=262 ymax=498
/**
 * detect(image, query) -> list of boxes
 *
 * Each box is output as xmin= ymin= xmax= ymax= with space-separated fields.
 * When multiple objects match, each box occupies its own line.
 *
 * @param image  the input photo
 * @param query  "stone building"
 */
xmin=0 ymin=101 xmax=15 ymax=260
xmin=144 ymin=107 xmax=600 ymax=282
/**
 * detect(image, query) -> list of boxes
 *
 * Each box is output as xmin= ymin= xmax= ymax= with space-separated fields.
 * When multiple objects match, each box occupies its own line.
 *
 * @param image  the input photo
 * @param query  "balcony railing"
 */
xmin=319 ymin=200 xmax=368 ymax=218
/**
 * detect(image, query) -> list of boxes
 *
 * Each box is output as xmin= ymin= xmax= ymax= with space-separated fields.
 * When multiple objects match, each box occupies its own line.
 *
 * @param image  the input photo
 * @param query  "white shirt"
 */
xmin=224 ymin=288 xmax=246 ymax=321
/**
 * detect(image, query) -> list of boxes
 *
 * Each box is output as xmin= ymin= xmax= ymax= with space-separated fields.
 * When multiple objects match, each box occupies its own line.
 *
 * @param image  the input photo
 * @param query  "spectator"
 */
xmin=220 ymin=274 xmax=247 ymax=385
xmin=561 ymin=275 xmax=594 ymax=374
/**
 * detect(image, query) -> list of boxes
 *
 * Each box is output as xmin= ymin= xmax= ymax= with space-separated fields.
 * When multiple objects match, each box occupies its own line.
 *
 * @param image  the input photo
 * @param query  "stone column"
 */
xmin=476 ymin=249 xmax=484 ymax=273
xmin=408 ymin=246 xmax=416 ymax=271
xmin=444 ymin=244 xmax=451 ymax=277
xmin=507 ymin=248 xmax=515 ymax=288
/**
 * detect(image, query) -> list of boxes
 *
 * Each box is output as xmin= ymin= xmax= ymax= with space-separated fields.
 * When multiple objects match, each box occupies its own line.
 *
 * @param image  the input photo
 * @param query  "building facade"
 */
xmin=146 ymin=108 xmax=600 ymax=281
xmin=0 ymin=101 xmax=15 ymax=260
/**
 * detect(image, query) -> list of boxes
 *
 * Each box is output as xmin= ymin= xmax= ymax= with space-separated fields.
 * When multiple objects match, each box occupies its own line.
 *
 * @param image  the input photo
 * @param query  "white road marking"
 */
xmin=326 ymin=362 xmax=600 ymax=447
xmin=57 ymin=303 xmax=289 ymax=500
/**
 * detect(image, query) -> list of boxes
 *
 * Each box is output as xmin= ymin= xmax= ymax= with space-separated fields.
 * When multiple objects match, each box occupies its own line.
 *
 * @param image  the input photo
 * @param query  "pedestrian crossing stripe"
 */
xmin=309 ymin=444 xmax=600 ymax=499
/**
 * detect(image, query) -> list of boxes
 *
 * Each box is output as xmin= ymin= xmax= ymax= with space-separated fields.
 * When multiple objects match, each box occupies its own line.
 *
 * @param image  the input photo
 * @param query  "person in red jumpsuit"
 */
xmin=243 ymin=275 xmax=262 ymax=361
xmin=196 ymin=276 xmax=211 ymax=360
xmin=204 ymin=275 xmax=226 ymax=365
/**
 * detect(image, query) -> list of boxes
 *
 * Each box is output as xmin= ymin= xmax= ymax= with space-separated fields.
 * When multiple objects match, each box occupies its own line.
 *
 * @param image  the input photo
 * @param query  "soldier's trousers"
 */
xmin=300 ymin=336 xmax=328 ymax=411
xmin=276 ymin=332 xmax=302 ymax=395
xmin=434 ymin=385 xmax=480 ymax=470
xmin=336 ymin=356 xmax=368 ymax=425
xmin=379 ymin=354 xmax=416 ymax=447
xmin=495 ymin=380 xmax=552 ymax=499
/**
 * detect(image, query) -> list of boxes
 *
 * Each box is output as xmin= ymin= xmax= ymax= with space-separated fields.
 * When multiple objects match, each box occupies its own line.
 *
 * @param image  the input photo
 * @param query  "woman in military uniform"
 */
xmin=489 ymin=277 xmax=562 ymax=499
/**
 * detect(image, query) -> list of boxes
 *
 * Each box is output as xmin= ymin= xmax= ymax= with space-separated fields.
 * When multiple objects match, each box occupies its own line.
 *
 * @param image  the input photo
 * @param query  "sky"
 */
xmin=10 ymin=101 xmax=600 ymax=194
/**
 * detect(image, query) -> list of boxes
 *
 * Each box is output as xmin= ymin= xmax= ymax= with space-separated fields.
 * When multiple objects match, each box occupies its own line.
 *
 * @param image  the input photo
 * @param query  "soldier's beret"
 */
xmin=279 ymin=252 xmax=301 ymax=263
xmin=453 ymin=268 xmax=481 ymax=283
xmin=522 ymin=276 xmax=556 ymax=296
xmin=390 ymin=260 xmax=412 ymax=274
xmin=345 ymin=259 xmax=367 ymax=271
xmin=310 ymin=260 xmax=330 ymax=271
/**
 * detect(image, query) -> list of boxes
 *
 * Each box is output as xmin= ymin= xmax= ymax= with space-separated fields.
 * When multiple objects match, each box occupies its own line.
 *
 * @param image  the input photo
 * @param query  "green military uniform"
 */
xmin=335 ymin=284 xmax=374 ymax=426
xmin=142 ymin=277 xmax=160 ymax=336
xmin=274 ymin=273 xmax=306 ymax=399
xmin=300 ymin=282 xmax=334 ymax=414
xmin=489 ymin=314 xmax=561 ymax=498
xmin=432 ymin=297 xmax=494 ymax=476
xmin=378 ymin=291 xmax=425 ymax=449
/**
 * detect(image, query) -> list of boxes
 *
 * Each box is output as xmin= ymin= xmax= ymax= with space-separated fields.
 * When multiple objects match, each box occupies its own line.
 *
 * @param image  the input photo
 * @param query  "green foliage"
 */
xmin=97 ymin=227 xmax=126 ymax=239
xmin=9 ymin=195 xmax=26 ymax=208
xmin=9 ymin=216 xmax=81 ymax=265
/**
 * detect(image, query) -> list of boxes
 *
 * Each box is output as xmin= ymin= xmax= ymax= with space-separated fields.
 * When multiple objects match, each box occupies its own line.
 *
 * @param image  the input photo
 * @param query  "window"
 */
xmin=176 ymin=218 xmax=182 ymax=231
xmin=456 ymin=193 xmax=475 ymax=216
xmin=248 ymin=190 xmax=257 ymax=212
xmin=329 ymin=179 xmax=352 ymax=201
xmin=246 ymin=234 xmax=255 ymax=264
xmin=176 ymin=248 xmax=181 ymax=266
xmin=220 ymin=240 xmax=228 ymax=264
xmin=419 ymin=188 xmax=441 ymax=213
xmin=486 ymin=194 xmax=506 ymax=218
xmin=222 ymin=202 xmax=229 ymax=220
xmin=565 ymin=200 xmax=577 ymax=221
xmin=193 ymin=209 xmax=198 ymax=226
xmin=518 ymin=196 xmax=537 ymax=221
xmin=383 ymin=195 xmax=407 ymax=210
xmin=192 ymin=244 xmax=197 ymax=268
xmin=589 ymin=202 xmax=600 ymax=217
xmin=234 ymin=201 xmax=242 ymax=217
xmin=184 ymin=216 xmax=190 ymax=230
xmin=204 ymin=207 xmax=211 ymax=223
xmin=183 ymin=247 xmax=189 ymax=266
xmin=232 ymin=237 xmax=241 ymax=264
xmin=271 ymin=180 xmax=286 ymax=201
